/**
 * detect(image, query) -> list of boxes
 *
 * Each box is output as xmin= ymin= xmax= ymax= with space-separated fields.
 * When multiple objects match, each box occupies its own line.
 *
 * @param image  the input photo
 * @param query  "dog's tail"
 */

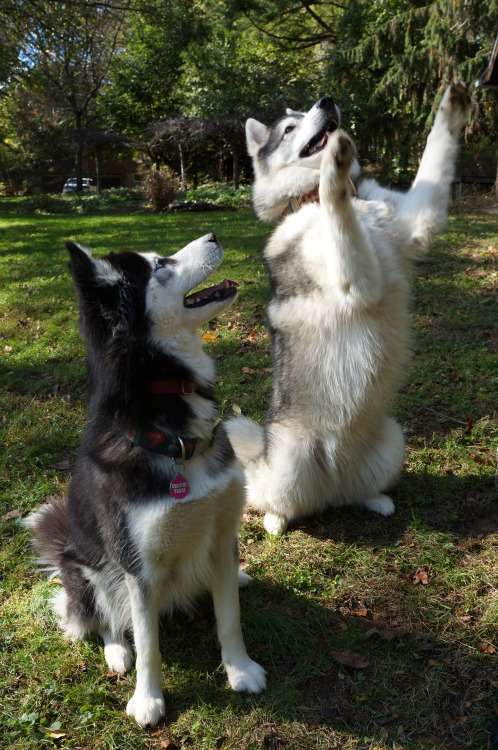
xmin=22 ymin=496 xmax=70 ymax=578
xmin=225 ymin=416 xmax=264 ymax=465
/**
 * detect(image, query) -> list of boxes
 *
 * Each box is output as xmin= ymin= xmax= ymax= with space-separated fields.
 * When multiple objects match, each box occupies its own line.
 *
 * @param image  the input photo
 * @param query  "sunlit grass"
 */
xmin=0 ymin=196 xmax=496 ymax=749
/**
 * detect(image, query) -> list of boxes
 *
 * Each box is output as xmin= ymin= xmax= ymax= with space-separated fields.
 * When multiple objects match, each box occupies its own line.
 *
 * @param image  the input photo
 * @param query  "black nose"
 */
xmin=207 ymin=232 xmax=217 ymax=242
xmin=317 ymin=96 xmax=334 ymax=109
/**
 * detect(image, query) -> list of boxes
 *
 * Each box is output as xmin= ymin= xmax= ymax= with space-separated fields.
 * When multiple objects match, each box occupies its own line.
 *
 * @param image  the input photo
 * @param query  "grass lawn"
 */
xmin=0 ymin=194 xmax=496 ymax=750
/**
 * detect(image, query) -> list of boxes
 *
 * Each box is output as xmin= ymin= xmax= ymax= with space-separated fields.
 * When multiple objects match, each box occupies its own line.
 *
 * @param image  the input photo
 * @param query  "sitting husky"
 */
xmin=227 ymin=82 xmax=471 ymax=535
xmin=24 ymin=234 xmax=266 ymax=726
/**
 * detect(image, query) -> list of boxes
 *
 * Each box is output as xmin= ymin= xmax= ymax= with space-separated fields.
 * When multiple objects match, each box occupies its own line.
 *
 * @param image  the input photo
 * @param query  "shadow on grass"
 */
xmin=131 ymin=559 xmax=497 ymax=749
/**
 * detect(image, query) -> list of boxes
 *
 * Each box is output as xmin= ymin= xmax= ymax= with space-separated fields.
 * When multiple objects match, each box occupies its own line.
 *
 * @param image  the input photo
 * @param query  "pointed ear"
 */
xmin=67 ymin=241 xmax=120 ymax=293
xmin=245 ymin=118 xmax=270 ymax=156
xmin=285 ymin=108 xmax=302 ymax=116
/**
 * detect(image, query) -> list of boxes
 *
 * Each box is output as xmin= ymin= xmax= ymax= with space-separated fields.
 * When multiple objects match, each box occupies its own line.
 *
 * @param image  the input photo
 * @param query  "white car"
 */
xmin=63 ymin=177 xmax=96 ymax=193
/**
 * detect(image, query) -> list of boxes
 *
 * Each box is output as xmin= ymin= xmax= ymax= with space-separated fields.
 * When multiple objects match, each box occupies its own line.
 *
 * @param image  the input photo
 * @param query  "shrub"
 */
xmin=17 ymin=195 xmax=74 ymax=215
xmin=141 ymin=167 xmax=179 ymax=213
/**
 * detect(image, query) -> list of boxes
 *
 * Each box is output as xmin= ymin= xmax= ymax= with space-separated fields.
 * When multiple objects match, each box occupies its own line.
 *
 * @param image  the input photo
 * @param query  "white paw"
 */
xmin=263 ymin=512 xmax=288 ymax=536
xmin=238 ymin=571 xmax=253 ymax=587
xmin=361 ymin=494 xmax=395 ymax=516
xmin=329 ymin=130 xmax=357 ymax=172
xmin=225 ymin=658 xmax=267 ymax=693
xmin=104 ymin=640 xmax=134 ymax=674
xmin=126 ymin=691 xmax=165 ymax=727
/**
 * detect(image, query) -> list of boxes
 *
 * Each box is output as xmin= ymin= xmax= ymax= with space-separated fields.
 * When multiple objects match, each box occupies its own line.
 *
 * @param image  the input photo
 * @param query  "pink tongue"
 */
xmin=317 ymin=133 xmax=328 ymax=148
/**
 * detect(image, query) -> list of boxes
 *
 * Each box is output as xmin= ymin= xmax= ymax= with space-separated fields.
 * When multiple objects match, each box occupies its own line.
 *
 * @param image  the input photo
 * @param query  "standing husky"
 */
xmin=24 ymin=234 xmax=266 ymax=726
xmin=227 ymin=83 xmax=471 ymax=535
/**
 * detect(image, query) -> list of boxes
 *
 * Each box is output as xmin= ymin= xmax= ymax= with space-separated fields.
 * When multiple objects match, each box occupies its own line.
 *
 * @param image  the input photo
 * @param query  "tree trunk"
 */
xmin=495 ymin=156 xmax=498 ymax=204
xmin=95 ymin=145 xmax=102 ymax=195
xmin=232 ymin=148 xmax=239 ymax=191
xmin=179 ymin=142 xmax=186 ymax=190
xmin=75 ymin=111 xmax=84 ymax=192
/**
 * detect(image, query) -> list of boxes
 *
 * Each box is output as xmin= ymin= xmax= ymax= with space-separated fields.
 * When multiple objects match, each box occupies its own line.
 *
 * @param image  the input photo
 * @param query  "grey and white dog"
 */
xmin=227 ymin=83 xmax=471 ymax=535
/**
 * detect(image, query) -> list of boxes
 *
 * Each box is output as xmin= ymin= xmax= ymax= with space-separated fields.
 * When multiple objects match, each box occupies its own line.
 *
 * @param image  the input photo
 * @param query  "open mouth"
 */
xmin=300 ymin=116 xmax=339 ymax=158
xmin=184 ymin=279 xmax=239 ymax=308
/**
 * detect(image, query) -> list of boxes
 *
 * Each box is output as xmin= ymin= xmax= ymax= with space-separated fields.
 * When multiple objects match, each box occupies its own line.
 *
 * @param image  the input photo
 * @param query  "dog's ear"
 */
xmin=285 ymin=108 xmax=302 ymax=117
xmin=67 ymin=241 xmax=121 ymax=293
xmin=245 ymin=118 xmax=270 ymax=156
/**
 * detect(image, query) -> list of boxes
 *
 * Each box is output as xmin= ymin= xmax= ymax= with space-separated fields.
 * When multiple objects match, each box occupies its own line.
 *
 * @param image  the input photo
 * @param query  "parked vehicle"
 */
xmin=63 ymin=177 xmax=96 ymax=193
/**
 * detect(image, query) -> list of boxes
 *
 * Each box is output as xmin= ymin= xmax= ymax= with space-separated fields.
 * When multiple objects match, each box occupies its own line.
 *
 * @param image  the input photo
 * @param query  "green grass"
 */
xmin=0 ymin=194 xmax=497 ymax=749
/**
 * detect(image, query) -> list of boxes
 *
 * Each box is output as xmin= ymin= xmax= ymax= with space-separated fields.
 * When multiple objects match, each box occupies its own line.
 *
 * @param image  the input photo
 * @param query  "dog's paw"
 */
xmin=438 ymin=81 xmax=471 ymax=133
xmin=330 ymin=130 xmax=357 ymax=172
xmin=263 ymin=511 xmax=288 ymax=536
xmin=361 ymin=494 xmax=395 ymax=516
xmin=126 ymin=691 xmax=166 ymax=727
xmin=238 ymin=570 xmax=253 ymax=587
xmin=104 ymin=639 xmax=134 ymax=674
xmin=226 ymin=658 xmax=267 ymax=694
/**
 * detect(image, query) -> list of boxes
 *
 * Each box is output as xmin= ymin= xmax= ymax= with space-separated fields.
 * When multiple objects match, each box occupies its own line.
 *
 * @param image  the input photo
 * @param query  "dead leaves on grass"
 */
xmin=332 ymin=648 xmax=371 ymax=669
xmin=412 ymin=568 xmax=429 ymax=585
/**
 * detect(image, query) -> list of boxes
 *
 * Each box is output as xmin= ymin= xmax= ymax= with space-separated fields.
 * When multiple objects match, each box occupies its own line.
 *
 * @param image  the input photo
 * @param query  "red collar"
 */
xmin=283 ymin=186 xmax=320 ymax=216
xmin=141 ymin=379 xmax=198 ymax=395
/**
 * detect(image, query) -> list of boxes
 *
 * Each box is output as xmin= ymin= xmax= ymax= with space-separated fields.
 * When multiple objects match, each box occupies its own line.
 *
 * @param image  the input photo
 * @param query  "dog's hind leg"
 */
xmin=320 ymin=130 xmax=382 ymax=308
xmin=354 ymin=416 xmax=405 ymax=516
xmin=124 ymin=573 xmax=165 ymax=727
xmin=101 ymin=631 xmax=134 ymax=674
xmin=210 ymin=540 xmax=266 ymax=694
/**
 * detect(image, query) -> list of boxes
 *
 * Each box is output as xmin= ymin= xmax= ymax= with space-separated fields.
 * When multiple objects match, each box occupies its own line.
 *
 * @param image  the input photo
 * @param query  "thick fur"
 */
xmin=227 ymin=83 xmax=471 ymax=535
xmin=24 ymin=234 xmax=265 ymax=726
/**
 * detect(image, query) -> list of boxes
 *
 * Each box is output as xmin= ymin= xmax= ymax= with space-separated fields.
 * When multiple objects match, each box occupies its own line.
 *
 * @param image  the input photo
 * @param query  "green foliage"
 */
xmin=182 ymin=183 xmax=252 ymax=207
xmin=16 ymin=188 xmax=146 ymax=215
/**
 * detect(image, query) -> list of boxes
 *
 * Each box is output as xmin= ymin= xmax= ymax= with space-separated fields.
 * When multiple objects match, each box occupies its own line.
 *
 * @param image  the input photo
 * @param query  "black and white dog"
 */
xmin=24 ymin=234 xmax=266 ymax=726
xmin=227 ymin=83 xmax=471 ymax=535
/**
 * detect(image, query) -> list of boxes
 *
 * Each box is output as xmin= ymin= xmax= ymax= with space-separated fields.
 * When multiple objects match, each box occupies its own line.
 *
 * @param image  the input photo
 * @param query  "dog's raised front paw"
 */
xmin=226 ymin=658 xmax=267 ymax=694
xmin=330 ymin=130 xmax=357 ymax=172
xmin=126 ymin=690 xmax=166 ymax=727
xmin=439 ymin=81 xmax=471 ymax=132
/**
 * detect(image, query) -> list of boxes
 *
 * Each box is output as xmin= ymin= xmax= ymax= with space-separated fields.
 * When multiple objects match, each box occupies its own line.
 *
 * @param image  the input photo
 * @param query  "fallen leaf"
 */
xmin=332 ymin=649 xmax=371 ymax=669
xmin=479 ymin=642 xmax=496 ymax=655
xmin=413 ymin=568 xmax=429 ymax=585
xmin=50 ymin=459 xmax=72 ymax=471
xmin=202 ymin=332 xmax=218 ymax=342
xmin=379 ymin=727 xmax=389 ymax=740
xmin=232 ymin=404 xmax=242 ymax=416
xmin=351 ymin=602 xmax=368 ymax=617
xmin=4 ymin=345 xmax=13 ymax=352
xmin=2 ymin=509 xmax=21 ymax=521
xmin=365 ymin=627 xmax=395 ymax=643
xmin=241 ymin=367 xmax=255 ymax=375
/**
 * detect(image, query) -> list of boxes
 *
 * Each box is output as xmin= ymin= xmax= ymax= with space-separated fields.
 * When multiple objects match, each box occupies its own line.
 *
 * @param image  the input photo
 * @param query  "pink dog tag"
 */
xmin=169 ymin=474 xmax=189 ymax=500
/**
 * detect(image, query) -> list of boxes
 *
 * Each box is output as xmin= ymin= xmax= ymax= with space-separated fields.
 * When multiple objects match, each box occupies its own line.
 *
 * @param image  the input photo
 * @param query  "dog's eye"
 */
xmin=284 ymin=125 xmax=295 ymax=134
xmin=154 ymin=258 xmax=167 ymax=270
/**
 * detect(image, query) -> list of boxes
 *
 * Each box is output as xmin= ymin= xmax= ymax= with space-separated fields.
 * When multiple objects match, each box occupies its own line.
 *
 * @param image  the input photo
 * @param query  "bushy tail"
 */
xmin=22 ymin=496 xmax=70 ymax=577
xmin=225 ymin=416 xmax=264 ymax=465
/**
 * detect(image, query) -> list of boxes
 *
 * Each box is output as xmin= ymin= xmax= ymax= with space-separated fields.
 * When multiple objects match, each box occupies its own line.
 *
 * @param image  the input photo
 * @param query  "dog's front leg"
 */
xmin=319 ymin=131 xmax=381 ymax=308
xmin=403 ymin=81 xmax=471 ymax=251
xmin=124 ymin=573 xmax=165 ymax=727
xmin=211 ymin=542 xmax=266 ymax=694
